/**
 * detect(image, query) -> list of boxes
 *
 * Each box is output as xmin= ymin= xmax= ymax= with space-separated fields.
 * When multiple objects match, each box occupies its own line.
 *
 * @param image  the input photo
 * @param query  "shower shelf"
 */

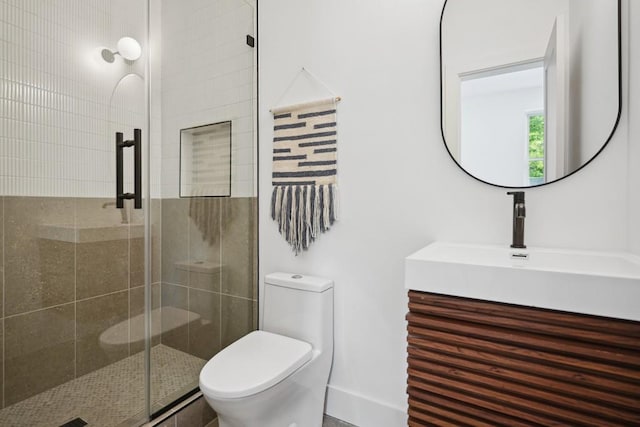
xmin=174 ymin=260 xmax=222 ymax=274
xmin=38 ymin=223 xmax=144 ymax=243
xmin=99 ymin=306 xmax=206 ymax=352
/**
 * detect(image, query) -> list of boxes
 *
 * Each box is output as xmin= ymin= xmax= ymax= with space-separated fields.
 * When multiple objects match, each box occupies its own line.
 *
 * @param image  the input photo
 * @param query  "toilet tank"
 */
xmin=263 ymin=273 xmax=333 ymax=352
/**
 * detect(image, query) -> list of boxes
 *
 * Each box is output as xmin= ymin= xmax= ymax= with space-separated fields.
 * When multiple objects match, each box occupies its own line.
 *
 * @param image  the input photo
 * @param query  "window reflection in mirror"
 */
xmin=459 ymin=64 xmax=544 ymax=187
xmin=528 ymin=112 xmax=545 ymax=185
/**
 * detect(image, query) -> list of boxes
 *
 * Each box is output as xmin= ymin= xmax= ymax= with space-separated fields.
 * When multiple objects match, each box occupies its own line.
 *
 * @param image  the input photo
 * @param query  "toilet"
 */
xmin=199 ymin=272 xmax=334 ymax=427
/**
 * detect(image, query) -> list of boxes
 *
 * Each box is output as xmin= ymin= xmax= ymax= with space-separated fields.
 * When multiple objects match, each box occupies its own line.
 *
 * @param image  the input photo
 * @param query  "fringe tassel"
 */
xmin=270 ymin=183 xmax=339 ymax=254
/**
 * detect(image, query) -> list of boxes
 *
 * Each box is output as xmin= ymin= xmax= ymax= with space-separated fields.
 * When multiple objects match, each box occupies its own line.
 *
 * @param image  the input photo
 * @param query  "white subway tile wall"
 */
xmin=160 ymin=0 xmax=256 ymax=198
xmin=0 ymin=0 xmax=147 ymax=197
xmin=0 ymin=0 xmax=256 ymax=199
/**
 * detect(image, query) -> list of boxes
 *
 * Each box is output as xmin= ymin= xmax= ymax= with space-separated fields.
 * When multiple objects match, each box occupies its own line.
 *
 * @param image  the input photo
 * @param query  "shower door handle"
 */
xmin=116 ymin=129 xmax=142 ymax=209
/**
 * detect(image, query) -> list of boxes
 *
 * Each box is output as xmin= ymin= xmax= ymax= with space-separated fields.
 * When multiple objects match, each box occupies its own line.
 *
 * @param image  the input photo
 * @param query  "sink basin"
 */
xmin=405 ymin=242 xmax=640 ymax=321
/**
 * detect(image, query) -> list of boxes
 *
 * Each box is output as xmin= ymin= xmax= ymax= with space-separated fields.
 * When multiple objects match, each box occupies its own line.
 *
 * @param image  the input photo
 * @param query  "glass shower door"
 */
xmin=0 ymin=0 xmax=150 ymax=425
xmin=148 ymin=0 xmax=258 ymax=417
xmin=0 ymin=0 xmax=258 ymax=424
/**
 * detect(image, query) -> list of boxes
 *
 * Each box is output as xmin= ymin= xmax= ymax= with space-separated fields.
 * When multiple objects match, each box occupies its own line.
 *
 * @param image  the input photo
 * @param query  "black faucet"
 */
xmin=507 ymin=191 xmax=526 ymax=249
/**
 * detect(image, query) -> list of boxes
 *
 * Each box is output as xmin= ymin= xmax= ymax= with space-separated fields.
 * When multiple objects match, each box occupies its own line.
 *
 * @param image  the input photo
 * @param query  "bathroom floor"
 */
xmin=0 ymin=345 xmax=207 ymax=427
xmin=323 ymin=415 xmax=357 ymax=427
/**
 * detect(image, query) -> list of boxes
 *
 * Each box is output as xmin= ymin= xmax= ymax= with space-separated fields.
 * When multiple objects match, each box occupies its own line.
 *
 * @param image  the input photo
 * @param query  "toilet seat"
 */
xmin=199 ymin=330 xmax=313 ymax=399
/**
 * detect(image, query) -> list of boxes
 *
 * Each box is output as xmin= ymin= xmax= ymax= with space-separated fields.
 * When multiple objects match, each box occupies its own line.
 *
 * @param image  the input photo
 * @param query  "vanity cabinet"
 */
xmin=406 ymin=291 xmax=640 ymax=426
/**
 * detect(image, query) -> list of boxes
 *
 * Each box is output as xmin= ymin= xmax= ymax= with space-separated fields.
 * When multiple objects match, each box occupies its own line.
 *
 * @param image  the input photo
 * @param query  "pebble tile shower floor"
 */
xmin=0 ymin=345 xmax=206 ymax=427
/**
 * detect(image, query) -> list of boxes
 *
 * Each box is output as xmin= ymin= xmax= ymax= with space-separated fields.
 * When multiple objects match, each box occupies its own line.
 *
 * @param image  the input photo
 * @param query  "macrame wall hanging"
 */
xmin=270 ymin=68 xmax=341 ymax=254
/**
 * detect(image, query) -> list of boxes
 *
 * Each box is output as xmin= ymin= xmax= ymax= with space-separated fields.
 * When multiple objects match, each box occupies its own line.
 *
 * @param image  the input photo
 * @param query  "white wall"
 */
xmin=259 ymin=1 xmax=637 ymax=426
xmin=461 ymin=85 xmax=543 ymax=187
xmin=442 ymin=0 xmax=569 ymax=160
xmin=628 ymin=1 xmax=640 ymax=256
xmin=568 ymin=0 xmax=619 ymax=169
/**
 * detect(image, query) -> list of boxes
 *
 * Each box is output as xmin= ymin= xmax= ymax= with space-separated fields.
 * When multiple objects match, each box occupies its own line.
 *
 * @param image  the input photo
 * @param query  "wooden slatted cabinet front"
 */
xmin=406 ymin=290 xmax=640 ymax=427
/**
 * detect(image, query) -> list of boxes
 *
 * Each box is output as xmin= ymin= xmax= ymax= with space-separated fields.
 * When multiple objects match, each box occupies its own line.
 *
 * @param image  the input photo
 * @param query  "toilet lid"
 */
xmin=199 ymin=330 xmax=313 ymax=399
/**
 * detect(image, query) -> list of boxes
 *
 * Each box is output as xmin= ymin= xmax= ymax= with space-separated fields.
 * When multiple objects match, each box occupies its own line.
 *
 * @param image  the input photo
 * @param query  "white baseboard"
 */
xmin=325 ymin=384 xmax=407 ymax=427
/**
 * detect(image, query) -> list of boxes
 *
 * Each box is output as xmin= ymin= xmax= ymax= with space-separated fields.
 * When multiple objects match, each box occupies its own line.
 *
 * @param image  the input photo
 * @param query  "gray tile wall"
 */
xmin=0 ymin=198 xmax=3 ymax=409
xmin=0 ymin=195 xmax=257 ymax=411
xmin=159 ymin=197 xmax=257 ymax=362
xmin=0 ymin=196 xmax=158 ymax=408
xmin=0 ymin=197 xmax=3 ymax=319
xmin=0 ymin=319 xmax=3 ymax=408
xmin=76 ymin=292 xmax=129 ymax=376
xmin=4 ymin=197 xmax=75 ymax=316
xmin=4 ymin=303 xmax=75 ymax=405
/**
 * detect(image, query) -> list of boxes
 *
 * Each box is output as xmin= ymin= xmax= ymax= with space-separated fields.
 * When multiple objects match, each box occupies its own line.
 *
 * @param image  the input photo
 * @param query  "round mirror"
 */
xmin=440 ymin=0 xmax=621 ymax=188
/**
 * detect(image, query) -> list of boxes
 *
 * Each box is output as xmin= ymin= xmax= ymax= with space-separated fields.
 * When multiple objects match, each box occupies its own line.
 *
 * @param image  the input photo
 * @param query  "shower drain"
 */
xmin=59 ymin=418 xmax=88 ymax=427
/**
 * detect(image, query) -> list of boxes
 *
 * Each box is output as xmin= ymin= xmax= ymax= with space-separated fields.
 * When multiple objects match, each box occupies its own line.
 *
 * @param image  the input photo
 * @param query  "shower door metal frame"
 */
xmin=143 ymin=0 xmax=152 ymax=421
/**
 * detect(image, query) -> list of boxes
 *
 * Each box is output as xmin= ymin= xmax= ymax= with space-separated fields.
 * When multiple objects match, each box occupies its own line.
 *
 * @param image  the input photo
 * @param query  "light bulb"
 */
xmin=117 ymin=37 xmax=142 ymax=61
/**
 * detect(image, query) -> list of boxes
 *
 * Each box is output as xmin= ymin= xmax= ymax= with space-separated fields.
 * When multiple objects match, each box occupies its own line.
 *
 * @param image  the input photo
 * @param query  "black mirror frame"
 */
xmin=439 ymin=0 xmax=623 ymax=189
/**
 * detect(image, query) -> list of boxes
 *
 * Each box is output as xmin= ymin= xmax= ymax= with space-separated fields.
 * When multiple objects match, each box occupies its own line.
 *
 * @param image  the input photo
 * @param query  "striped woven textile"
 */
xmin=271 ymin=98 xmax=338 ymax=254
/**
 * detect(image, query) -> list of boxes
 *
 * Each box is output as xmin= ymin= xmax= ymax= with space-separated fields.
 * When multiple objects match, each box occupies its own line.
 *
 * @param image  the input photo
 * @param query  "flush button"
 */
xmin=291 ymin=274 xmax=303 ymax=279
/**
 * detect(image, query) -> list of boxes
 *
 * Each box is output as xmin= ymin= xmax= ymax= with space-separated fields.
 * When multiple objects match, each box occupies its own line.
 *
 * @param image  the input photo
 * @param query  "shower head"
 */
xmin=101 ymin=37 xmax=142 ymax=63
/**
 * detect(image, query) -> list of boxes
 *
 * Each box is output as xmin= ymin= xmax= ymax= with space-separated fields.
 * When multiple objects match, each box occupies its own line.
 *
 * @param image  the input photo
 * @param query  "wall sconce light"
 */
xmin=102 ymin=37 xmax=142 ymax=63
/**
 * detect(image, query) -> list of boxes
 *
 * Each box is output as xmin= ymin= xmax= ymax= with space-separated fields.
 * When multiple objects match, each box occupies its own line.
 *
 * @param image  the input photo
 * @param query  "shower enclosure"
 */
xmin=0 ymin=0 xmax=257 ymax=425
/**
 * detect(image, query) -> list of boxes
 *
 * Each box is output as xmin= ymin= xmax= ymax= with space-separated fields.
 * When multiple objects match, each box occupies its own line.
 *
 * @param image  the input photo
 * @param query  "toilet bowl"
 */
xmin=199 ymin=272 xmax=334 ymax=427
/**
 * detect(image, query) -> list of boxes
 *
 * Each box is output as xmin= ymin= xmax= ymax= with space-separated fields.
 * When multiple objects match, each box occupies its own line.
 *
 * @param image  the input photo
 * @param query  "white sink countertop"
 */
xmin=405 ymin=242 xmax=640 ymax=321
